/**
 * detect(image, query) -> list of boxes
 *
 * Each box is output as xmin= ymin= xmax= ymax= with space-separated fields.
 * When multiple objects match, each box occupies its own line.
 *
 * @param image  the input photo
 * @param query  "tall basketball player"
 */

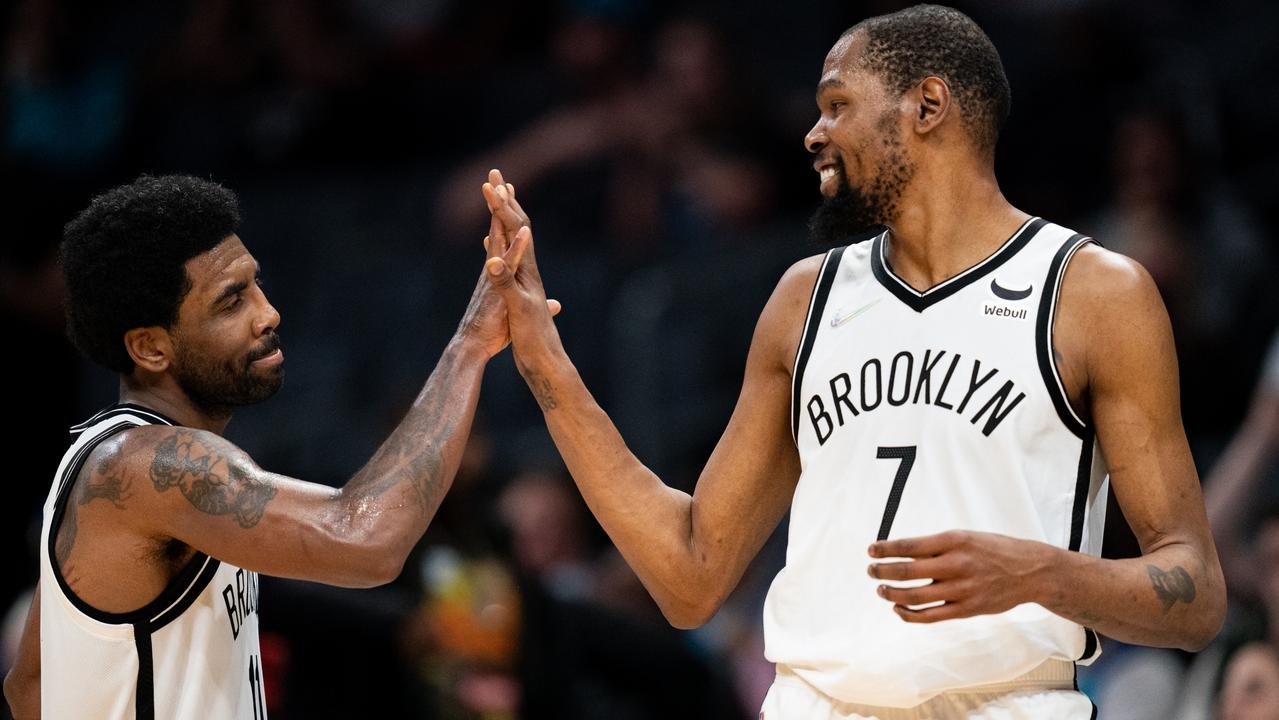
xmin=479 ymin=5 xmax=1226 ymax=718
xmin=2 ymin=174 xmax=552 ymax=719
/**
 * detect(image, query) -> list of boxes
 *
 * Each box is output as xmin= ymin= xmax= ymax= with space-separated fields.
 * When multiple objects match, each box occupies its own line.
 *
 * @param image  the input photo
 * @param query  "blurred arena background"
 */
xmin=3 ymin=0 xmax=1279 ymax=717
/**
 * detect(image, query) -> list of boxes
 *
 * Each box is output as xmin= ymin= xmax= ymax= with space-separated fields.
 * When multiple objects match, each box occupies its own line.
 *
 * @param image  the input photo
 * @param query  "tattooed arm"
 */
xmin=867 ymin=247 xmax=1226 ymax=651
xmin=869 ymin=251 xmax=1229 ymax=650
xmin=1040 ymin=248 xmax=1226 ymax=649
xmin=482 ymin=184 xmax=809 ymax=627
xmin=105 ymin=268 xmax=517 ymax=587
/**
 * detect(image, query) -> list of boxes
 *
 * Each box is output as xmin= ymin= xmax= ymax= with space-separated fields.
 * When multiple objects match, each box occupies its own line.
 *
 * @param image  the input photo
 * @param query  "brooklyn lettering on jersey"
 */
xmin=222 ymin=568 xmax=260 ymax=641
xmin=806 ymin=348 xmax=1025 ymax=444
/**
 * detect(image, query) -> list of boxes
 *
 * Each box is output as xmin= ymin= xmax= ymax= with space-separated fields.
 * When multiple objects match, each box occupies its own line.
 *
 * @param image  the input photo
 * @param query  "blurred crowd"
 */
xmin=2 ymin=0 xmax=1278 ymax=718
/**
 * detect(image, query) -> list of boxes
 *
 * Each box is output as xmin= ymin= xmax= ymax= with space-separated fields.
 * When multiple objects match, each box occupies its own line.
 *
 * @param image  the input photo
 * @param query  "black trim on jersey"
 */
xmin=1072 ymin=665 xmax=1099 ymax=719
xmin=48 ymin=416 xmax=217 ymax=627
xmin=1068 ymin=428 xmax=1096 ymax=552
xmin=791 ymin=246 xmax=846 ymax=441
xmin=1034 ymin=233 xmax=1094 ymax=438
xmin=69 ymin=403 xmax=180 ymax=435
xmin=149 ymin=554 xmax=222 ymax=630
xmin=134 ymin=623 xmax=156 ymax=720
xmin=1080 ymin=627 xmax=1100 ymax=662
xmin=870 ymin=217 xmax=1047 ymax=313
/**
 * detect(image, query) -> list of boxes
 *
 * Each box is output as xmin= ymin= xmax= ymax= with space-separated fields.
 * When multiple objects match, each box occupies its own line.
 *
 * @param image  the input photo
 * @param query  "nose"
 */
xmin=250 ymin=285 xmax=280 ymax=336
xmin=805 ymin=117 xmax=828 ymax=155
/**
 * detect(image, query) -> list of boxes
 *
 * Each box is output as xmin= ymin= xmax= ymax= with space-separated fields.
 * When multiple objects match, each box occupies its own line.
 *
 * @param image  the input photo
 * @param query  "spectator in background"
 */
xmin=1089 ymin=108 xmax=1275 ymax=442
xmin=1207 ymin=330 xmax=1279 ymax=633
xmin=1217 ymin=642 xmax=1279 ymax=720
xmin=434 ymin=15 xmax=776 ymax=268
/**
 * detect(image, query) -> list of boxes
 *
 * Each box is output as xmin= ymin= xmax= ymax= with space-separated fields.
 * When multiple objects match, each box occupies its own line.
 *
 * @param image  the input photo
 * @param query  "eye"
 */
xmin=830 ymin=100 xmax=847 ymax=114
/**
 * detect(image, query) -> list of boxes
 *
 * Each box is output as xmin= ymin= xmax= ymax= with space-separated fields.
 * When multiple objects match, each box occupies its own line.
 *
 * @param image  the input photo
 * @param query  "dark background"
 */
xmin=3 ymin=0 xmax=1278 ymax=717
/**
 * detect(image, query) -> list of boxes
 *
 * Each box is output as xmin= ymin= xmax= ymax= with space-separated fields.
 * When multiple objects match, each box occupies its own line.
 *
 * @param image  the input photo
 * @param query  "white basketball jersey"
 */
xmin=40 ymin=404 xmax=266 ymax=719
xmin=763 ymin=218 xmax=1108 ymax=708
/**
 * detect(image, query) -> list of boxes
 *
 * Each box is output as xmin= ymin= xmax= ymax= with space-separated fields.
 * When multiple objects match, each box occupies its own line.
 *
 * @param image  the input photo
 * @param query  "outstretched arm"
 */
xmin=82 ymin=238 xmax=558 ymax=588
xmin=481 ymin=172 xmax=812 ymax=627
xmin=868 ymin=246 xmax=1226 ymax=651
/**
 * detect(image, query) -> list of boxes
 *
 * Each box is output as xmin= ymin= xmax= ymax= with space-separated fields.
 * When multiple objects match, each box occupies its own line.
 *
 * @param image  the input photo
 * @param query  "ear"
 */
xmin=123 ymin=327 xmax=174 ymax=374
xmin=912 ymin=75 xmax=952 ymax=136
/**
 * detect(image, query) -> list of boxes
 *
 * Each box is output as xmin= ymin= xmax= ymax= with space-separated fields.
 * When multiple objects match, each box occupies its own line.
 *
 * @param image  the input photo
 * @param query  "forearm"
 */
xmin=337 ymin=335 xmax=488 ymax=563
xmin=522 ymin=349 xmax=714 ymax=625
xmin=1036 ymin=541 xmax=1226 ymax=651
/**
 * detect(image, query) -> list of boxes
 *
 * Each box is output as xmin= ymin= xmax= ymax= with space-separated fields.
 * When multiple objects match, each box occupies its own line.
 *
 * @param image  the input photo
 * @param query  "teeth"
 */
xmin=820 ymin=167 xmax=837 ymax=182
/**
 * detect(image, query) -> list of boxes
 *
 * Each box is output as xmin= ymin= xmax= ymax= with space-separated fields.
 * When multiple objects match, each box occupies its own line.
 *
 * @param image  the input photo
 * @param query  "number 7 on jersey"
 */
xmin=875 ymin=446 xmax=916 ymax=541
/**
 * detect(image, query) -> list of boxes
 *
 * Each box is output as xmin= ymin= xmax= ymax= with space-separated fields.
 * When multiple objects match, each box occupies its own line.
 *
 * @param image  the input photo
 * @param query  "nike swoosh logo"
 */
xmin=990 ymin=278 xmax=1032 ymax=301
xmin=830 ymin=298 xmax=881 ymax=327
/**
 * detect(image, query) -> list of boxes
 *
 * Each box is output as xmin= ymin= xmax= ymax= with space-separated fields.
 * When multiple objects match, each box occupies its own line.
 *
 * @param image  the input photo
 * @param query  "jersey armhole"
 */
xmin=791 ymin=246 xmax=847 ymax=443
xmin=47 ymin=421 xmax=220 ymax=630
xmin=1034 ymin=234 xmax=1096 ymax=439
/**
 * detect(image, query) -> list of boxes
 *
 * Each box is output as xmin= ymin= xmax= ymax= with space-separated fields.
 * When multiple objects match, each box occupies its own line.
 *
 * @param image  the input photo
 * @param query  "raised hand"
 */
xmin=481 ymin=168 xmax=529 ymax=259
xmin=479 ymin=173 xmax=568 ymax=405
xmin=457 ymin=171 xmax=557 ymax=358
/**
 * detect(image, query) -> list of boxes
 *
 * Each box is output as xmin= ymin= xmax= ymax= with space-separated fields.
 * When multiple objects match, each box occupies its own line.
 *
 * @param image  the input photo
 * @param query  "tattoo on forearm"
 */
xmin=351 ymin=345 xmax=466 ymax=520
xmin=1147 ymin=564 xmax=1196 ymax=611
xmin=150 ymin=431 xmax=278 ymax=528
xmin=523 ymin=369 xmax=558 ymax=411
xmin=55 ymin=451 xmax=133 ymax=568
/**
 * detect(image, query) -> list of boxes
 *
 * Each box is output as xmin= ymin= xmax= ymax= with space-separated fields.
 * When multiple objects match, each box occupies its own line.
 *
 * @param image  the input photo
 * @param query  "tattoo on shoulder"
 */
xmin=150 ymin=431 xmax=278 ymax=528
xmin=1147 ymin=564 xmax=1196 ymax=611
xmin=55 ymin=449 xmax=134 ymax=568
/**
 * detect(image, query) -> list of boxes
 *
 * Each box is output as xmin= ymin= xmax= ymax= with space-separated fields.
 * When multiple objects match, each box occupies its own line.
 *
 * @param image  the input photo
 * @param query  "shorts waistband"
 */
xmin=774 ymin=658 xmax=1076 ymax=699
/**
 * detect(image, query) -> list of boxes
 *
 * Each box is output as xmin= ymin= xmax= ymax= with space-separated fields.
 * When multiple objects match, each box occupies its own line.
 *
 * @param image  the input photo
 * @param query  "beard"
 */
xmin=807 ymin=118 xmax=914 ymax=246
xmin=173 ymin=333 xmax=284 ymax=418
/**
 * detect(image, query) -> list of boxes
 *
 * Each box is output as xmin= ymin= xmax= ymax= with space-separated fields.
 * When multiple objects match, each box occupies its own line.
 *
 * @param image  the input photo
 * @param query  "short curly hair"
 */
xmin=844 ymin=4 xmax=1011 ymax=154
xmin=61 ymin=175 xmax=241 ymax=373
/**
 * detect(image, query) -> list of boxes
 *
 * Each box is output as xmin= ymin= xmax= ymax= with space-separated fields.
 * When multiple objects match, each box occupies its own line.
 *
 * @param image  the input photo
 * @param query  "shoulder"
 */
xmin=769 ymin=252 xmax=829 ymax=314
xmin=1057 ymin=242 xmax=1176 ymax=383
xmin=1060 ymin=243 xmax=1164 ymax=311
xmin=85 ymin=424 xmax=256 ymax=491
xmin=752 ymin=252 xmax=829 ymax=370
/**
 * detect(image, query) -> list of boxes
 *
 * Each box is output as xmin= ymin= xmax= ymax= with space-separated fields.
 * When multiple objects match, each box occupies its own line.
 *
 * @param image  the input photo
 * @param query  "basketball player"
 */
xmin=1 ymin=174 xmax=551 ymax=719
xmin=478 ymin=5 xmax=1226 ymax=718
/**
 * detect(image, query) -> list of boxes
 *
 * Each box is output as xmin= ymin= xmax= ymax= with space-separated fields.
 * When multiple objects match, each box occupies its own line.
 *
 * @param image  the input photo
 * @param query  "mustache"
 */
xmin=246 ymin=334 xmax=282 ymax=363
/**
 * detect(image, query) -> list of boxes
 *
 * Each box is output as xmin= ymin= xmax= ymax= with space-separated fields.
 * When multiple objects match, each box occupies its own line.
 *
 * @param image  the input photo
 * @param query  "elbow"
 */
xmin=655 ymin=584 xmax=726 ymax=630
xmin=319 ymin=512 xmax=411 ymax=588
xmin=346 ymin=536 xmax=410 ymax=588
xmin=364 ymin=551 xmax=408 ymax=588
xmin=4 ymin=669 xmax=37 ymax=720
xmin=659 ymin=600 xmax=718 ymax=630
xmin=1180 ymin=580 xmax=1228 ymax=652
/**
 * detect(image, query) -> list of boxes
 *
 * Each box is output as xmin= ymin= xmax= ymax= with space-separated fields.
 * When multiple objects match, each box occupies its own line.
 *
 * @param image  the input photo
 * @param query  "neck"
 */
xmin=882 ymin=159 xmax=1029 ymax=291
xmin=119 ymin=376 xmax=232 ymax=434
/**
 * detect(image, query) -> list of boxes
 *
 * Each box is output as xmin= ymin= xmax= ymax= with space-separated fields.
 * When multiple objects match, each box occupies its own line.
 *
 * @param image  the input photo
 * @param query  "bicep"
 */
xmin=122 ymin=428 xmax=376 ymax=586
xmin=1068 ymin=251 xmax=1210 ymax=552
xmin=688 ymin=259 xmax=814 ymax=581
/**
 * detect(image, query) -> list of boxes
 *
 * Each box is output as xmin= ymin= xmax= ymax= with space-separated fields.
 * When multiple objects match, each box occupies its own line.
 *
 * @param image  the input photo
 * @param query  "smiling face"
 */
xmin=167 ymin=235 xmax=284 ymax=417
xmin=805 ymin=32 xmax=916 ymax=245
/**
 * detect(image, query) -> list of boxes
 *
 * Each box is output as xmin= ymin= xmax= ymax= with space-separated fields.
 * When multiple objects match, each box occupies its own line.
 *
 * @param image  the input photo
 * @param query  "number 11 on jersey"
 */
xmin=875 ymin=446 xmax=917 ymax=541
xmin=249 ymin=653 xmax=267 ymax=719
